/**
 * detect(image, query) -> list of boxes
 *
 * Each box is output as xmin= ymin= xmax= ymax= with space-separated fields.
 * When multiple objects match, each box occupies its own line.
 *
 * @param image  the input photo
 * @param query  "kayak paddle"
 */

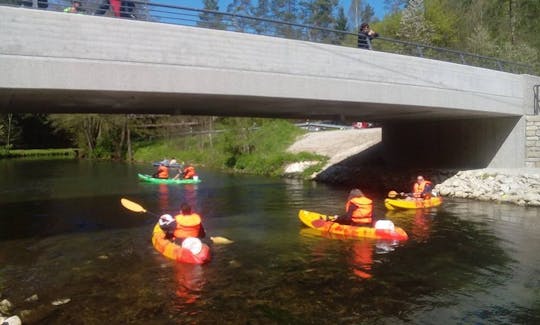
xmin=120 ymin=198 xmax=233 ymax=245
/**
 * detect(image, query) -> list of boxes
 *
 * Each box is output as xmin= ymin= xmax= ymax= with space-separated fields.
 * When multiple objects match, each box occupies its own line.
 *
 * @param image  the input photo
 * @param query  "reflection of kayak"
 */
xmin=152 ymin=162 xmax=183 ymax=168
xmin=384 ymin=197 xmax=442 ymax=210
xmin=298 ymin=210 xmax=408 ymax=241
xmin=151 ymin=223 xmax=211 ymax=264
xmin=137 ymin=173 xmax=201 ymax=184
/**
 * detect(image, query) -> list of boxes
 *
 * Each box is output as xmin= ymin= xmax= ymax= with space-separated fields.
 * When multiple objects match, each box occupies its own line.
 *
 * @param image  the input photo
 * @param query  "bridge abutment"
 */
xmin=383 ymin=117 xmax=525 ymax=168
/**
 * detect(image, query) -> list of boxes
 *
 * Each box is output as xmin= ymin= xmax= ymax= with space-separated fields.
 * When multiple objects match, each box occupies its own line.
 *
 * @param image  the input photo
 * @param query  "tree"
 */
xmin=199 ymin=0 xmax=225 ymax=30
xmin=360 ymin=3 xmax=375 ymax=25
xmin=270 ymin=0 xmax=300 ymax=39
xmin=348 ymin=0 xmax=362 ymax=31
xmin=334 ymin=6 xmax=348 ymax=43
xmin=226 ymin=0 xmax=253 ymax=32
xmin=397 ymin=0 xmax=434 ymax=44
xmin=299 ymin=0 xmax=339 ymax=42
xmin=250 ymin=0 xmax=271 ymax=34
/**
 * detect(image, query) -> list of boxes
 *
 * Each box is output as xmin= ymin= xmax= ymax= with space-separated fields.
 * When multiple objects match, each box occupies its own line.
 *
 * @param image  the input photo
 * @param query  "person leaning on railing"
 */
xmin=357 ymin=23 xmax=378 ymax=50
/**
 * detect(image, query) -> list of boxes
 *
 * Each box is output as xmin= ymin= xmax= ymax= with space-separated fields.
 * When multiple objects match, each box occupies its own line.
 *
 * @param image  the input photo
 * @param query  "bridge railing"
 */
xmin=5 ymin=0 xmax=534 ymax=75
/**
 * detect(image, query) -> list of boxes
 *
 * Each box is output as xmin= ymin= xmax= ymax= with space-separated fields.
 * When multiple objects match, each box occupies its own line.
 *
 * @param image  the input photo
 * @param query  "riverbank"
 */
xmin=435 ymin=168 xmax=540 ymax=207
xmin=284 ymin=129 xmax=540 ymax=207
xmin=0 ymin=148 xmax=79 ymax=158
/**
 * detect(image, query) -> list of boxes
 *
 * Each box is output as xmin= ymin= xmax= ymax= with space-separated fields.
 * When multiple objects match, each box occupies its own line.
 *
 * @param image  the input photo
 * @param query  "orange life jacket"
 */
xmin=173 ymin=213 xmax=202 ymax=239
xmin=413 ymin=180 xmax=432 ymax=198
xmin=183 ymin=166 xmax=196 ymax=179
xmin=157 ymin=165 xmax=169 ymax=179
xmin=345 ymin=197 xmax=373 ymax=225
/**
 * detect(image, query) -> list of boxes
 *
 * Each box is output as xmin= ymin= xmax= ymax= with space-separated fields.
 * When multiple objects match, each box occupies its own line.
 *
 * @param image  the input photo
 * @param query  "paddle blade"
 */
xmin=210 ymin=236 xmax=234 ymax=245
xmin=121 ymin=198 xmax=147 ymax=213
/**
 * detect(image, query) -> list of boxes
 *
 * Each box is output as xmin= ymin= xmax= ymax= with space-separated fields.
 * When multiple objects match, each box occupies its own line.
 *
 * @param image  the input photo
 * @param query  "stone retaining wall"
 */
xmin=526 ymin=115 xmax=540 ymax=167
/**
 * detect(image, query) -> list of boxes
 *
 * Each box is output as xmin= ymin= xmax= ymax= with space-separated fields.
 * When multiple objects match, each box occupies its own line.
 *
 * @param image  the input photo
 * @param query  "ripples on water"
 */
xmin=0 ymin=160 xmax=539 ymax=324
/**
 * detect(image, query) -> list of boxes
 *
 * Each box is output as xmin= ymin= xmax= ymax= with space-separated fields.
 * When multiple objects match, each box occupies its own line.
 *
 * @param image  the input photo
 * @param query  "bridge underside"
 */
xmin=0 ymin=88 xmax=513 ymax=122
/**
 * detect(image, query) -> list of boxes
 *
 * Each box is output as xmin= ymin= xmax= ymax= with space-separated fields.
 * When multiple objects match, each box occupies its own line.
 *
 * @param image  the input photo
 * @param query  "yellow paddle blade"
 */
xmin=120 ymin=198 xmax=147 ymax=213
xmin=210 ymin=236 xmax=234 ymax=245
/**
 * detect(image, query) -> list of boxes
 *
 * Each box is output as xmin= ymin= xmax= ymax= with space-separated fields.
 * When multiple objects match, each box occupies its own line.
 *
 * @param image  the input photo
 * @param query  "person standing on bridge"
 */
xmin=358 ymin=23 xmax=378 ymax=50
xmin=64 ymin=0 xmax=82 ymax=13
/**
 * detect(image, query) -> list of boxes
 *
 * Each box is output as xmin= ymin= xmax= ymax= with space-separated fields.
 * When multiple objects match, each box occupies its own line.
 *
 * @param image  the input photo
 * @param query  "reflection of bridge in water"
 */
xmin=1 ymin=4 xmax=539 ymax=169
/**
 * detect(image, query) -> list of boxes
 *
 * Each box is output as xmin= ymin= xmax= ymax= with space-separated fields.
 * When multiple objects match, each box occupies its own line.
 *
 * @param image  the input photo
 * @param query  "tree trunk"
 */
xmin=6 ymin=113 xmax=12 ymax=149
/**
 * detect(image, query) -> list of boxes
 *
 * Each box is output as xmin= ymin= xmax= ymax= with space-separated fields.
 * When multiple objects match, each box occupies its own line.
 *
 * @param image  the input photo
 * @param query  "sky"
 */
xmin=176 ymin=0 xmax=388 ymax=19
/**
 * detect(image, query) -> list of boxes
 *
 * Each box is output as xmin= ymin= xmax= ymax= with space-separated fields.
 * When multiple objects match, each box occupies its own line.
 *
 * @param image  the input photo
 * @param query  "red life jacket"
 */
xmin=183 ymin=166 xmax=196 ymax=179
xmin=173 ymin=213 xmax=202 ymax=239
xmin=345 ymin=197 xmax=373 ymax=225
xmin=157 ymin=165 xmax=169 ymax=179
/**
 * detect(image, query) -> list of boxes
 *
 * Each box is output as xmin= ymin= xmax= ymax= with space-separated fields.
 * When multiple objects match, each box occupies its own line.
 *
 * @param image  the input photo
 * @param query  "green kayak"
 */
xmin=137 ymin=173 xmax=201 ymax=184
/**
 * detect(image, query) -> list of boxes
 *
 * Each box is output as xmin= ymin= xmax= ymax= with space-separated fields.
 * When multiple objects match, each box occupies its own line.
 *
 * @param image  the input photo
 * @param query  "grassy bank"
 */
xmin=0 ymin=148 xmax=79 ymax=158
xmin=133 ymin=119 xmax=326 ymax=177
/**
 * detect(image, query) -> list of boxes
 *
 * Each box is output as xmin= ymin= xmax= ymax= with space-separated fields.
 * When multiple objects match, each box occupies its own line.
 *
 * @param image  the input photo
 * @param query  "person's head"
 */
xmin=388 ymin=190 xmax=398 ymax=198
xmin=348 ymin=188 xmax=364 ymax=199
xmin=72 ymin=0 xmax=81 ymax=7
xmin=360 ymin=23 xmax=370 ymax=32
xmin=180 ymin=202 xmax=192 ymax=215
xmin=416 ymin=175 xmax=424 ymax=184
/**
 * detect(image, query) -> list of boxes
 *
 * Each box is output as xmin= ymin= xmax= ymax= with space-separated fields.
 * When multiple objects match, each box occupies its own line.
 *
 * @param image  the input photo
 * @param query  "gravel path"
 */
xmin=287 ymin=128 xmax=382 ymax=168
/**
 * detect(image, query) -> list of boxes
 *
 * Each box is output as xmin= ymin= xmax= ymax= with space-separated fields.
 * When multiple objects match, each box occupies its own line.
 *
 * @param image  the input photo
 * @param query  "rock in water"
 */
xmin=51 ymin=298 xmax=71 ymax=306
xmin=2 ymin=315 xmax=22 ymax=325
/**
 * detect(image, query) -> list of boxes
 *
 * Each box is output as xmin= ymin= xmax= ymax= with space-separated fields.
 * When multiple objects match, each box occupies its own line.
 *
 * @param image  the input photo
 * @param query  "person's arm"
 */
xmin=333 ymin=203 xmax=357 ymax=224
xmin=198 ymin=223 xmax=206 ymax=239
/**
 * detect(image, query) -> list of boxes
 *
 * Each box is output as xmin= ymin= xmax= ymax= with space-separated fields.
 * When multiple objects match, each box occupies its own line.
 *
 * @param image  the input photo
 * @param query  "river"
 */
xmin=0 ymin=159 xmax=539 ymax=324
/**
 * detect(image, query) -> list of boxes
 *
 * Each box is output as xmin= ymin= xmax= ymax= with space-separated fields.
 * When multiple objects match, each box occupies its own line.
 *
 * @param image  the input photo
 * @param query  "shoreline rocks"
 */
xmin=435 ymin=168 xmax=540 ymax=206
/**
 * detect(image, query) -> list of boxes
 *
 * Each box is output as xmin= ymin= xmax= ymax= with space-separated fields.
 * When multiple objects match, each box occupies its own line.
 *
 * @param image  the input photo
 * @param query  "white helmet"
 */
xmin=158 ymin=214 xmax=174 ymax=227
xmin=182 ymin=237 xmax=203 ymax=255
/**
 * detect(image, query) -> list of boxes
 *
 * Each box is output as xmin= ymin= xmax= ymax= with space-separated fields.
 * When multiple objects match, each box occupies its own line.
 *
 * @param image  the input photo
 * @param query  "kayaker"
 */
xmin=172 ymin=203 xmax=206 ymax=244
xmin=413 ymin=176 xmax=433 ymax=199
xmin=400 ymin=176 xmax=433 ymax=199
xmin=182 ymin=163 xmax=197 ymax=180
xmin=152 ymin=162 xmax=169 ymax=179
xmin=331 ymin=188 xmax=374 ymax=226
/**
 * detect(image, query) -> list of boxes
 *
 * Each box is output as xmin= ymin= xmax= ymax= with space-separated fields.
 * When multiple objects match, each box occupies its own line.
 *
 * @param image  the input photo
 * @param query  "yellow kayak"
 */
xmin=298 ymin=210 xmax=408 ymax=241
xmin=384 ymin=196 xmax=443 ymax=210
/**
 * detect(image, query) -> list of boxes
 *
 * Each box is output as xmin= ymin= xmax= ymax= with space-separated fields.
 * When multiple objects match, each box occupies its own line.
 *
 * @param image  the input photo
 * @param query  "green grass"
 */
xmin=133 ymin=119 xmax=327 ymax=177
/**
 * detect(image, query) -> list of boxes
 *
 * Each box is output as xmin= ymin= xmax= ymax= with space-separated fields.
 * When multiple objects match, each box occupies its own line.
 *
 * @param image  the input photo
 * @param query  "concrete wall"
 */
xmin=526 ymin=116 xmax=540 ymax=167
xmin=383 ymin=117 xmax=524 ymax=168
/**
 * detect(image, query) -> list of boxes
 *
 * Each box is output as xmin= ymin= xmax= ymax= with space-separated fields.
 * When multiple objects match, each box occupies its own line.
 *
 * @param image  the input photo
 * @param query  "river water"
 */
xmin=0 ymin=159 xmax=539 ymax=324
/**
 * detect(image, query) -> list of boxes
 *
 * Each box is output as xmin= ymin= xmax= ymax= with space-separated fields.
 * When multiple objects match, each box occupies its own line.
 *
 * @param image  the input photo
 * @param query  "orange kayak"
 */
xmin=151 ymin=223 xmax=211 ymax=264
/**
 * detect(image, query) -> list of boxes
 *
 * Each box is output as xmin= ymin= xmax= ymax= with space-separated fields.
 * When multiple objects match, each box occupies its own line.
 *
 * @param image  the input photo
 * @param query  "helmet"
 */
xmin=159 ymin=214 xmax=174 ymax=226
xmin=158 ymin=214 xmax=176 ymax=232
xmin=388 ymin=190 xmax=398 ymax=198
xmin=182 ymin=237 xmax=203 ymax=255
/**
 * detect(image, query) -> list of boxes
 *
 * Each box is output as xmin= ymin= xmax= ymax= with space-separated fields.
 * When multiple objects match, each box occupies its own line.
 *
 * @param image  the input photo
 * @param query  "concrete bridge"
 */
xmin=1 ymin=6 xmax=539 ymax=168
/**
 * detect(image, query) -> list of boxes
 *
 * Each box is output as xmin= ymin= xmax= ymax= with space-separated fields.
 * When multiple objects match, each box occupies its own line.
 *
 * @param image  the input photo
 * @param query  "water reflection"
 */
xmin=299 ymin=227 xmax=401 ymax=280
xmin=386 ymin=208 xmax=435 ymax=243
xmin=173 ymin=263 xmax=206 ymax=307
xmin=157 ymin=184 xmax=169 ymax=213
